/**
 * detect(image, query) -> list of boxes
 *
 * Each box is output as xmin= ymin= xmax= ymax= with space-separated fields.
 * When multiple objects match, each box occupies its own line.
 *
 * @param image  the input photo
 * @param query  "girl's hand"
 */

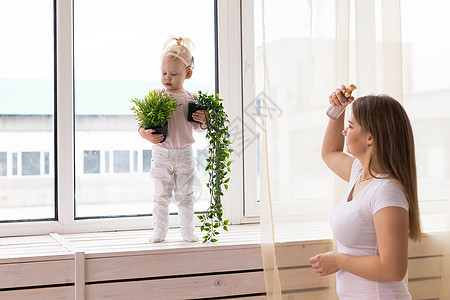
xmin=138 ymin=128 xmax=164 ymax=144
xmin=192 ymin=110 xmax=209 ymax=128
xmin=329 ymin=85 xmax=355 ymax=108
xmin=192 ymin=110 xmax=208 ymax=123
xmin=309 ymin=251 xmax=340 ymax=276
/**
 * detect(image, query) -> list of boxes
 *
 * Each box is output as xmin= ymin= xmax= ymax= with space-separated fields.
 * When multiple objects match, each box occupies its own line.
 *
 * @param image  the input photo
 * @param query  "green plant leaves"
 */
xmin=195 ymin=91 xmax=233 ymax=243
xmin=130 ymin=90 xmax=179 ymax=128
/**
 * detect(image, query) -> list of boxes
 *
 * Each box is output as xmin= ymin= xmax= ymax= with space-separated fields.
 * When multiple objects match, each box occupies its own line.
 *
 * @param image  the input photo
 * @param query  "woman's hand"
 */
xmin=138 ymin=127 xmax=164 ymax=144
xmin=329 ymin=85 xmax=355 ymax=108
xmin=192 ymin=110 xmax=209 ymax=129
xmin=309 ymin=251 xmax=340 ymax=276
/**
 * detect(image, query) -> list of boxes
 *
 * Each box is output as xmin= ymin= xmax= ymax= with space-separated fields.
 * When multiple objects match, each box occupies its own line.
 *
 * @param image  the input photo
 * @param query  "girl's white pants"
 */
xmin=150 ymin=145 xmax=196 ymax=236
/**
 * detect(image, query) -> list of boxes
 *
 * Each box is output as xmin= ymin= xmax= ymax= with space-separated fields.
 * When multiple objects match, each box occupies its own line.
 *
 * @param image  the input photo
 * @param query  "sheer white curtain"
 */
xmin=258 ymin=0 xmax=450 ymax=298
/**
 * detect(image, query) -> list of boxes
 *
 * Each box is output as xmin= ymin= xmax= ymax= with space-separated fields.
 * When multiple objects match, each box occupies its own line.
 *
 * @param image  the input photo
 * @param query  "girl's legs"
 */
xmin=174 ymin=147 xmax=198 ymax=242
xmin=150 ymin=148 xmax=175 ymax=243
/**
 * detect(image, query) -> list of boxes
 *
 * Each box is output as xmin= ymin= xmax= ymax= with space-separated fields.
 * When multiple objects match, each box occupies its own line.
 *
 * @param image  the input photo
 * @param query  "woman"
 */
xmin=309 ymin=85 xmax=421 ymax=299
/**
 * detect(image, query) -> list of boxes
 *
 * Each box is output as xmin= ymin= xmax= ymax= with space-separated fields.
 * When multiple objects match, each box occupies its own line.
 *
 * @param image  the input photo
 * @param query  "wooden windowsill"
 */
xmin=0 ymin=221 xmax=447 ymax=299
xmin=0 ymin=213 xmax=447 ymax=263
xmin=0 ymin=222 xmax=333 ymax=264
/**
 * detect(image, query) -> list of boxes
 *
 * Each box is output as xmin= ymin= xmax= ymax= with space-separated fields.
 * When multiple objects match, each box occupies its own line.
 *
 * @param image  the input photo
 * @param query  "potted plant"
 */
xmin=187 ymin=102 xmax=202 ymax=124
xmin=193 ymin=91 xmax=233 ymax=243
xmin=130 ymin=90 xmax=179 ymax=143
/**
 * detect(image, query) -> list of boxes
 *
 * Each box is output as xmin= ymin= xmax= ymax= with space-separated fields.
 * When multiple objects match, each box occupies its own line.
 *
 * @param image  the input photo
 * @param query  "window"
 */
xmin=84 ymin=150 xmax=100 ymax=174
xmin=196 ymin=149 xmax=208 ymax=171
xmin=105 ymin=151 xmax=110 ymax=173
xmin=0 ymin=0 xmax=244 ymax=234
xmin=0 ymin=0 xmax=55 ymax=222
xmin=44 ymin=152 xmax=50 ymax=175
xmin=133 ymin=151 xmax=138 ymax=173
xmin=0 ymin=152 xmax=6 ymax=176
xmin=12 ymin=153 xmax=18 ymax=176
xmin=73 ymin=0 xmax=216 ymax=219
xmin=113 ymin=151 xmax=130 ymax=173
xmin=401 ymin=0 xmax=450 ymax=228
xmin=22 ymin=152 xmax=41 ymax=176
xmin=240 ymin=0 xmax=450 ymax=228
xmin=143 ymin=150 xmax=152 ymax=172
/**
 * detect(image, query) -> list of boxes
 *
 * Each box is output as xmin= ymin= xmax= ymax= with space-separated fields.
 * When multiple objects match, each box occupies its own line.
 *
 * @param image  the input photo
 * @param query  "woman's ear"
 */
xmin=185 ymin=69 xmax=193 ymax=79
xmin=367 ymin=135 xmax=373 ymax=147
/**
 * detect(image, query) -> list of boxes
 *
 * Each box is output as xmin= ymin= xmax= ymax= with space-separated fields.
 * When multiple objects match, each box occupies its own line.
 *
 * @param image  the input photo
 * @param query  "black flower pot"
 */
xmin=187 ymin=102 xmax=203 ymax=124
xmin=145 ymin=122 xmax=168 ymax=143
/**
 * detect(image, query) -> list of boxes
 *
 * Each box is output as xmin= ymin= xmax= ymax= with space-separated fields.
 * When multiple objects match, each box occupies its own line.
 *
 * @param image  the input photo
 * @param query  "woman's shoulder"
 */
xmin=369 ymin=177 xmax=409 ymax=212
xmin=351 ymin=158 xmax=362 ymax=171
xmin=349 ymin=159 xmax=362 ymax=179
xmin=372 ymin=176 xmax=404 ymax=192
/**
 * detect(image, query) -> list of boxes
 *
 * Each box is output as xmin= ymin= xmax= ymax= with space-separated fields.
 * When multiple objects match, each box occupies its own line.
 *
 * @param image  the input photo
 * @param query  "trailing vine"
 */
xmin=194 ymin=91 xmax=233 ymax=243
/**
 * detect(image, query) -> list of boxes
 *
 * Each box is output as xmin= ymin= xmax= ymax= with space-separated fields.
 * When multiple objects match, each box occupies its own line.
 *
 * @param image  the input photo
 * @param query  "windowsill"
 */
xmin=0 ymin=218 xmax=447 ymax=299
xmin=0 ymin=223 xmax=332 ymax=264
xmin=1 ymin=213 xmax=446 ymax=264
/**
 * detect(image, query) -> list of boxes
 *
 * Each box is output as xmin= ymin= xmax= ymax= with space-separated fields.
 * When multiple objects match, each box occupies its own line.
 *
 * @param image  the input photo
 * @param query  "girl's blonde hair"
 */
xmin=352 ymin=95 xmax=422 ymax=242
xmin=162 ymin=36 xmax=194 ymax=70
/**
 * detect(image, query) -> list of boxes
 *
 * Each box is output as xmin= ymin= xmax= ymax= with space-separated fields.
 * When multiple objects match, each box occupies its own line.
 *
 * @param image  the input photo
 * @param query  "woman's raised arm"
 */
xmin=321 ymin=86 xmax=355 ymax=182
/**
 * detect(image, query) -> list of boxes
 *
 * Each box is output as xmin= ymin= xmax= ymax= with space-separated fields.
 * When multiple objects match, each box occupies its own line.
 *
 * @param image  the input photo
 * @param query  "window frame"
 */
xmin=1 ymin=1 xmax=447 ymax=238
xmin=0 ymin=0 xmax=250 ymax=236
xmin=241 ymin=0 xmax=260 ymax=220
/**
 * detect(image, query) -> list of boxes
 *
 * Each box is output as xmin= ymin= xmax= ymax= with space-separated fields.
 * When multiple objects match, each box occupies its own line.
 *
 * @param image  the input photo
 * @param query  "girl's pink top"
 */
xmin=155 ymin=89 xmax=205 ymax=149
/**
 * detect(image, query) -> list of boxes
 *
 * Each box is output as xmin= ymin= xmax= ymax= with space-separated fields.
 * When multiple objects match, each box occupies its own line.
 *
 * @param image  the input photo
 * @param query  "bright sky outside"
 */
xmin=0 ymin=0 xmax=449 ymax=111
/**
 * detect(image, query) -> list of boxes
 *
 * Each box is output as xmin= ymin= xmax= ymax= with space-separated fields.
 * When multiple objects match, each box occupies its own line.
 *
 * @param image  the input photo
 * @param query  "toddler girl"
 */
xmin=138 ymin=37 xmax=207 ymax=242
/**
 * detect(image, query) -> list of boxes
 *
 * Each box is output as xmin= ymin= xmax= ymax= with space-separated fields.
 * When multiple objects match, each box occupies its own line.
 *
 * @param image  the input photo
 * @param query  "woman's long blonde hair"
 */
xmin=352 ymin=95 xmax=422 ymax=242
xmin=161 ymin=36 xmax=194 ymax=70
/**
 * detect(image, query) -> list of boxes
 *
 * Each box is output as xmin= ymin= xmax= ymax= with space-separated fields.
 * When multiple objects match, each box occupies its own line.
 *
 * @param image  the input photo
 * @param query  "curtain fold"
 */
xmin=441 ymin=189 xmax=450 ymax=299
xmin=257 ymin=0 xmax=450 ymax=298
xmin=259 ymin=0 xmax=282 ymax=297
xmin=260 ymin=132 xmax=282 ymax=299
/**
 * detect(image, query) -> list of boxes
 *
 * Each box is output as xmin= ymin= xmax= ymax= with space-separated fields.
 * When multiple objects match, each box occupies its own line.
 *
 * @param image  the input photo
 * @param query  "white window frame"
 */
xmin=240 ymin=0 xmax=260 ymax=220
xmin=1 ymin=0 xmax=251 ymax=236
xmin=1 ymin=1 xmax=446 ymax=237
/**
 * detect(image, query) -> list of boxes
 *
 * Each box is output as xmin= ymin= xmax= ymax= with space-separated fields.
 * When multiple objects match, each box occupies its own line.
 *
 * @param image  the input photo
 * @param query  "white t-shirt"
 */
xmin=330 ymin=159 xmax=411 ymax=300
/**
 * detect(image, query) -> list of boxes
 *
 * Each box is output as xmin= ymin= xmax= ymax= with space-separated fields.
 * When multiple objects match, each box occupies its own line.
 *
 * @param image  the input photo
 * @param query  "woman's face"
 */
xmin=342 ymin=115 xmax=371 ymax=157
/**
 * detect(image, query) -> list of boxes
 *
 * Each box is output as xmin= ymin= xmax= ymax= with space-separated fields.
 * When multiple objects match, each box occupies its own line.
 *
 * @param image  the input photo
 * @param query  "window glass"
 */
xmin=12 ymin=153 xmax=18 ymax=176
xmin=196 ymin=149 xmax=208 ymax=172
xmin=0 ymin=152 xmax=6 ymax=176
xmin=22 ymin=152 xmax=41 ymax=176
xmin=44 ymin=152 xmax=50 ymax=175
xmin=105 ymin=151 xmax=110 ymax=173
xmin=401 ymin=0 xmax=450 ymax=225
xmin=84 ymin=150 xmax=100 ymax=174
xmin=143 ymin=150 xmax=152 ymax=173
xmin=0 ymin=0 xmax=55 ymax=221
xmin=245 ymin=0 xmax=450 ymax=225
xmin=113 ymin=150 xmax=130 ymax=173
xmin=74 ymin=0 xmax=215 ymax=218
xmin=133 ymin=150 xmax=138 ymax=172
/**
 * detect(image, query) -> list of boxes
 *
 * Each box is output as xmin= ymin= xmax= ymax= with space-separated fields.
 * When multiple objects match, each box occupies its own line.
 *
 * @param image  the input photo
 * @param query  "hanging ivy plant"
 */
xmin=194 ymin=91 xmax=233 ymax=243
